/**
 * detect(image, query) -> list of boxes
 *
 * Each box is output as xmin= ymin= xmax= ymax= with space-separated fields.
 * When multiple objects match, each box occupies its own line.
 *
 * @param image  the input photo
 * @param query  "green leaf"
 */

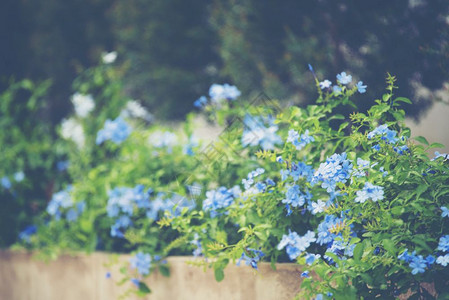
xmin=338 ymin=122 xmax=349 ymax=132
xmin=138 ymin=281 xmax=152 ymax=294
xmin=158 ymin=264 xmax=170 ymax=277
xmin=214 ymin=268 xmax=225 ymax=282
xmin=429 ymin=142 xmax=445 ymax=149
xmin=414 ymin=136 xmax=429 ymax=145
xmin=353 ymin=242 xmax=364 ymax=262
xmin=382 ymin=239 xmax=396 ymax=255
xmin=394 ymin=97 xmax=412 ymax=104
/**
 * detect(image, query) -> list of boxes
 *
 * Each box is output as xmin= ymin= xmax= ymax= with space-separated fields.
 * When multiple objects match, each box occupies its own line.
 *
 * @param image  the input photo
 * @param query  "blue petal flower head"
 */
xmin=332 ymin=85 xmax=342 ymax=95
xmin=336 ymin=72 xmax=352 ymax=85
xmin=367 ymin=124 xmax=399 ymax=144
xmin=436 ymin=254 xmax=449 ymax=266
xmin=310 ymin=200 xmax=326 ymax=215
xmin=241 ymin=115 xmax=282 ymax=150
xmin=209 ymin=83 xmax=241 ymax=102
xmin=319 ymin=80 xmax=332 ymax=89
xmin=410 ymin=255 xmax=426 ymax=275
xmin=316 ymin=215 xmax=345 ymax=245
xmin=194 ymin=96 xmax=208 ymax=108
xmin=130 ymin=278 xmax=140 ymax=287
xmin=315 ymin=294 xmax=324 ymax=300
xmin=356 ymin=81 xmax=367 ymax=93
xmin=149 ymin=131 xmax=177 ymax=150
xmin=1 ymin=176 xmax=11 ymax=189
xmin=236 ymin=248 xmax=265 ymax=270
xmin=442 ymin=206 xmax=449 ymax=218
xmin=355 ymin=182 xmax=384 ymax=203
xmin=96 ymin=117 xmax=132 ymax=145
xmin=305 ymin=253 xmax=321 ymax=265
xmin=277 ymin=230 xmax=316 ymax=260
xmin=14 ymin=171 xmax=25 ymax=182
xmin=432 ymin=151 xmax=449 ymax=161
xmin=130 ymin=252 xmax=152 ymax=276
xmin=282 ymin=185 xmax=306 ymax=208
xmin=290 ymin=161 xmax=314 ymax=183
xmin=46 ymin=186 xmax=73 ymax=220
xmin=301 ymin=270 xmax=310 ymax=278
xmin=313 ymin=152 xmax=353 ymax=193
xmin=438 ymin=235 xmax=449 ymax=252
xmin=202 ymin=186 xmax=240 ymax=218
xmin=18 ymin=225 xmax=37 ymax=243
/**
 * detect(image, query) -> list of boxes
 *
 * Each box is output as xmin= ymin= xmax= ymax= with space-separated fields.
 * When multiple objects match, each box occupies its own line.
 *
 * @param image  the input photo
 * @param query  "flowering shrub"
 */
xmin=15 ymin=62 xmax=449 ymax=299
xmin=166 ymin=72 xmax=449 ymax=299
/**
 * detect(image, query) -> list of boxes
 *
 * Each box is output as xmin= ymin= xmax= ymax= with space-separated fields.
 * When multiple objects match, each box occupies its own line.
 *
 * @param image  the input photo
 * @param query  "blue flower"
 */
xmin=437 ymin=235 xmax=449 ymax=252
xmin=236 ymin=248 xmax=265 ymax=270
xmin=1 ymin=177 xmax=11 ymax=189
xmin=13 ymin=171 xmax=25 ymax=182
xmin=332 ymin=85 xmax=342 ymax=95
xmin=316 ymin=215 xmax=345 ymax=245
xmin=442 ymin=206 xmax=449 ymax=218
xmin=305 ymin=253 xmax=321 ymax=265
xmin=319 ymin=80 xmax=332 ymax=89
xmin=96 ymin=117 xmax=132 ymax=145
xmin=277 ymin=230 xmax=316 ymax=260
xmin=356 ymin=81 xmax=367 ymax=93
xmin=241 ymin=115 xmax=282 ymax=150
xmin=282 ymin=185 xmax=308 ymax=209
xmin=194 ymin=96 xmax=207 ymax=108
xmin=315 ymin=294 xmax=324 ymax=300
xmin=410 ymin=255 xmax=426 ymax=275
xmin=310 ymin=200 xmax=326 ymax=215
xmin=354 ymin=182 xmax=384 ymax=203
xmin=105 ymin=271 xmax=111 ymax=279
xmin=367 ymin=124 xmax=399 ymax=144
xmin=209 ymin=83 xmax=241 ymax=102
xmin=190 ymin=233 xmax=203 ymax=257
xmin=436 ymin=254 xmax=449 ymax=266
xmin=301 ymin=270 xmax=310 ymax=278
xmin=130 ymin=278 xmax=140 ymax=287
xmin=202 ymin=186 xmax=240 ymax=218
xmin=46 ymin=186 xmax=73 ymax=220
xmin=18 ymin=225 xmax=37 ymax=243
xmin=336 ymin=72 xmax=352 ymax=85
xmin=130 ymin=252 xmax=152 ymax=276
xmin=313 ymin=152 xmax=353 ymax=193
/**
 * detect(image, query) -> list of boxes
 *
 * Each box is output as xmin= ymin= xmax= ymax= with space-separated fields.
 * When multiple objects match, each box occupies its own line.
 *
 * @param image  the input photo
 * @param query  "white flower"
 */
xmin=71 ymin=93 xmax=95 ymax=118
xmin=102 ymin=51 xmax=117 ymax=64
xmin=149 ymin=131 xmax=177 ymax=148
xmin=61 ymin=118 xmax=85 ymax=148
xmin=120 ymin=100 xmax=153 ymax=122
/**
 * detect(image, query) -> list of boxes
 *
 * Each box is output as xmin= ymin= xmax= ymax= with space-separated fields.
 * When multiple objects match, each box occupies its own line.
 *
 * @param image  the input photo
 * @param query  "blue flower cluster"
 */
xmin=130 ymin=252 xmax=152 ymax=276
xmin=398 ymin=249 xmax=435 ymax=275
xmin=280 ymin=161 xmax=314 ymax=183
xmin=316 ymin=214 xmax=346 ymax=245
xmin=242 ymin=168 xmax=265 ymax=190
xmin=107 ymin=185 xmax=163 ymax=237
xmin=236 ymin=248 xmax=265 ymax=270
xmin=367 ymin=124 xmax=410 ymax=155
xmin=313 ymin=152 xmax=353 ymax=193
xmin=277 ymin=230 xmax=316 ymax=260
xmin=354 ymin=182 xmax=384 ymax=203
xmin=319 ymin=71 xmax=366 ymax=94
xmin=241 ymin=114 xmax=282 ymax=150
xmin=202 ymin=186 xmax=241 ymax=218
xmin=194 ymin=83 xmax=241 ymax=108
xmin=46 ymin=186 xmax=86 ymax=222
xmin=287 ymin=129 xmax=315 ymax=151
xmin=96 ymin=117 xmax=132 ymax=145
xmin=282 ymin=185 xmax=312 ymax=215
